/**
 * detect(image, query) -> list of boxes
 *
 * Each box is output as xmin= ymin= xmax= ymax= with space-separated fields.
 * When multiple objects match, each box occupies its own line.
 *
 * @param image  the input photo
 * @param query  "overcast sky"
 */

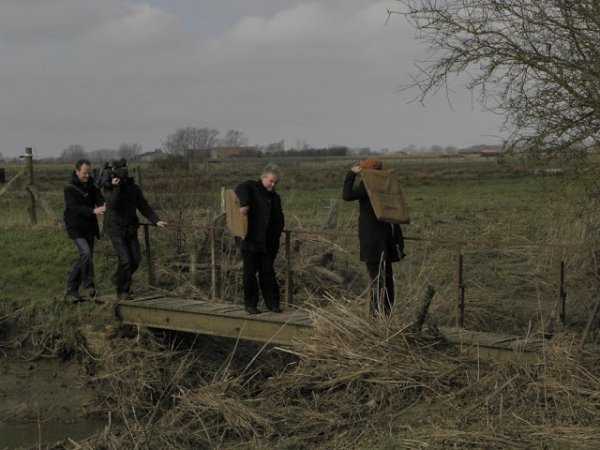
xmin=0 ymin=0 xmax=504 ymax=159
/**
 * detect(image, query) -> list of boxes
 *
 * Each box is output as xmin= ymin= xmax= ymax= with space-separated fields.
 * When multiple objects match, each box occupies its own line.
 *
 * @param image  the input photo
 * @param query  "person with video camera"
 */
xmin=103 ymin=158 xmax=167 ymax=300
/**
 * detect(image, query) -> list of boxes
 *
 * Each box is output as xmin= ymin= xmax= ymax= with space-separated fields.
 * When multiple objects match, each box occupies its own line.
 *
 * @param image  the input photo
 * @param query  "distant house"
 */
xmin=185 ymin=148 xmax=212 ymax=162
xmin=211 ymin=147 xmax=258 ymax=159
xmin=480 ymin=148 xmax=502 ymax=157
xmin=138 ymin=149 xmax=167 ymax=162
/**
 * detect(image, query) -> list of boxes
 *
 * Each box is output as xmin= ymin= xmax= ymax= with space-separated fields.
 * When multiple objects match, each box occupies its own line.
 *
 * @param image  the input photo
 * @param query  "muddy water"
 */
xmin=0 ymin=419 xmax=106 ymax=449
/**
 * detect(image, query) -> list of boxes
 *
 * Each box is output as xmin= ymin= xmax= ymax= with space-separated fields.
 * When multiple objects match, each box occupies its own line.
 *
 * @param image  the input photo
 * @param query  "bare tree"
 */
xmin=221 ymin=129 xmax=248 ymax=147
xmin=265 ymin=140 xmax=285 ymax=155
xmin=89 ymin=148 xmax=119 ymax=164
xmin=392 ymin=0 xmax=600 ymax=159
xmin=119 ymin=143 xmax=142 ymax=161
xmin=165 ymin=127 xmax=220 ymax=161
xmin=60 ymin=144 xmax=87 ymax=163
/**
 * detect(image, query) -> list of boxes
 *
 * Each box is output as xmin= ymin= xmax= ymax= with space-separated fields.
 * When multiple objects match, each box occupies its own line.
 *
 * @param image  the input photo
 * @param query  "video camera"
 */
xmin=93 ymin=158 xmax=128 ymax=189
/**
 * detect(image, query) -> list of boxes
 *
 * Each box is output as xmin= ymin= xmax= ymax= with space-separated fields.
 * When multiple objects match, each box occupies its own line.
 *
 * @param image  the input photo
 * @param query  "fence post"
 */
xmin=25 ymin=147 xmax=36 ymax=224
xmin=326 ymin=198 xmax=338 ymax=229
xmin=284 ymin=230 xmax=293 ymax=307
xmin=144 ymin=224 xmax=157 ymax=286
xmin=456 ymin=243 xmax=465 ymax=327
xmin=210 ymin=227 xmax=220 ymax=300
xmin=190 ymin=240 xmax=198 ymax=286
xmin=136 ymin=165 xmax=143 ymax=192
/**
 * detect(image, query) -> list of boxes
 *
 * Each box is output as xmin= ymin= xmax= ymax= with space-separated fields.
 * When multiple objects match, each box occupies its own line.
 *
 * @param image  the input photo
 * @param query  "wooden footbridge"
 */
xmin=104 ymin=292 xmax=547 ymax=360
xmin=94 ymin=223 xmax=600 ymax=359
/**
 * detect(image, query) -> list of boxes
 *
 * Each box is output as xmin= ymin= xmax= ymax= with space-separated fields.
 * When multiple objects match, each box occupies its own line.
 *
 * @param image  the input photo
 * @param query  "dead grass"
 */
xmin=50 ymin=295 xmax=600 ymax=450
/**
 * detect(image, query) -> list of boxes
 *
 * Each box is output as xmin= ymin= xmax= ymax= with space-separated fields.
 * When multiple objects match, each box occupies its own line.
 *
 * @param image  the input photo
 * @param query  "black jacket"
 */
xmin=63 ymin=172 xmax=105 ymax=241
xmin=234 ymin=179 xmax=285 ymax=253
xmin=343 ymin=170 xmax=404 ymax=263
xmin=103 ymin=177 xmax=161 ymax=239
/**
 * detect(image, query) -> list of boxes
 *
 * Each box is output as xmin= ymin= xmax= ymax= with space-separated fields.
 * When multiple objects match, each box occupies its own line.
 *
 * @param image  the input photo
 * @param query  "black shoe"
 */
xmin=117 ymin=291 xmax=134 ymax=301
xmin=245 ymin=306 xmax=261 ymax=315
xmin=63 ymin=289 xmax=83 ymax=303
xmin=86 ymin=289 xmax=97 ymax=301
xmin=268 ymin=306 xmax=283 ymax=313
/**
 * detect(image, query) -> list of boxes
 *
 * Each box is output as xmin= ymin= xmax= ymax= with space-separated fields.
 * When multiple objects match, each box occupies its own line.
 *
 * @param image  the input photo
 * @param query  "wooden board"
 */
xmin=225 ymin=189 xmax=248 ymax=238
xmin=360 ymin=169 xmax=410 ymax=224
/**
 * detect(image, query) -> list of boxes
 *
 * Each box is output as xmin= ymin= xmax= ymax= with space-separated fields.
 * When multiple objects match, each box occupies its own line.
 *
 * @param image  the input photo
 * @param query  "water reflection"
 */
xmin=0 ymin=420 xmax=106 ymax=449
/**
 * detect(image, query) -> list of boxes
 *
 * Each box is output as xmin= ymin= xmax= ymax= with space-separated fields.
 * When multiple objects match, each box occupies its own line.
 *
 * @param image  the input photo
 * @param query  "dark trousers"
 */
xmin=66 ymin=237 xmax=95 ymax=292
xmin=241 ymin=250 xmax=280 ymax=310
xmin=110 ymin=235 xmax=142 ymax=294
xmin=366 ymin=256 xmax=395 ymax=317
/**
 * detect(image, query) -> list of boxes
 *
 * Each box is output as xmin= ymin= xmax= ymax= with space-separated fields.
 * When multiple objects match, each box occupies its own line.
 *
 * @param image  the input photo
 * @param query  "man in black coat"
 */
xmin=234 ymin=164 xmax=285 ymax=314
xmin=103 ymin=160 xmax=167 ymax=300
xmin=343 ymin=158 xmax=405 ymax=317
xmin=63 ymin=159 xmax=106 ymax=302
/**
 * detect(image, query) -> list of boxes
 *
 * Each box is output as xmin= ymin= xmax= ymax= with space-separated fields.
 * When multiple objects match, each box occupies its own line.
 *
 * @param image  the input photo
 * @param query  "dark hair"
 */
xmin=75 ymin=159 xmax=91 ymax=170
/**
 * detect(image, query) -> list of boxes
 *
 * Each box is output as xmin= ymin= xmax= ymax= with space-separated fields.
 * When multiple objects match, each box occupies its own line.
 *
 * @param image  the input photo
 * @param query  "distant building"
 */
xmin=138 ymin=149 xmax=167 ymax=162
xmin=211 ymin=147 xmax=258 ymax=159
xmin=480 ymin=148 xmax=502 ymax=157
xmin=185 ymin=148 xmax=212 ymax=162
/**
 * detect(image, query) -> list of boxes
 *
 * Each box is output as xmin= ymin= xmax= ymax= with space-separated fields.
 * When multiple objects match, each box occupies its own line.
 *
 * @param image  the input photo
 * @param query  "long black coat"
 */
xmin=63 ymin=172 xmax=105 ymax=242
xmin=234 ymin=179 xmax=285 ymax=253
xmin=103 ymin=177 xmax=161 ymax=239
xmin=343 ymin=170 xmax=404 ymax=263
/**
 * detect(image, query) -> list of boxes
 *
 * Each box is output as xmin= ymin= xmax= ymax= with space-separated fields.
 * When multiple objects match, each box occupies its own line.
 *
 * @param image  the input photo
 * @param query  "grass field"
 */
xmin=2 ymin=155 xmax=600 ymax=449
xmin=1 ymin=155 xmax=596 ymax=334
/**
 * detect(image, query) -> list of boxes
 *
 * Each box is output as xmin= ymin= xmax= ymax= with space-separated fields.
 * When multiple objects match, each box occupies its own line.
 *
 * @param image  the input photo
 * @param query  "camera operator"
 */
xmin=103 ymin=159 xmax=167 ymax=300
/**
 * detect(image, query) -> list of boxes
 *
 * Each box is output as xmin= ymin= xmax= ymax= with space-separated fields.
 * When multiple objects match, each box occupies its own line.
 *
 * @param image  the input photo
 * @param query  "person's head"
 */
xmin=75 ymin=159 xmax=92 ymax=183
xmin=260 ymin=163 xmax=282 ymax=192
xmin=359 ymin=158 xmax=382 ymax=170
xmin=113 ymin=158 xmax=129 ymax=180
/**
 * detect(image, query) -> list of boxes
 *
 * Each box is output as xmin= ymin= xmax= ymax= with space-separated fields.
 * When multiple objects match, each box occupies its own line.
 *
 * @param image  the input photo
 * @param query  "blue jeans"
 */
xmin=66 ymin=237 xmax=95 ymax=292
xmin=110 ymin=235 xmax=142 ymax=294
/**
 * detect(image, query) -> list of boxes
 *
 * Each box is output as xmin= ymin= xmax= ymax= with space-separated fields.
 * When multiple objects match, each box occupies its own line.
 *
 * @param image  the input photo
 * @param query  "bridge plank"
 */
xmin=109 ymin=294 xmax=546 ymax=356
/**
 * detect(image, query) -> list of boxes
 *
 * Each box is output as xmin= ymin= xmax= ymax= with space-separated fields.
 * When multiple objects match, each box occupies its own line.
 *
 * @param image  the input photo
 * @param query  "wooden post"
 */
xmin=558 ymin=260 xmax=566 ymax=324
xmin=326 ymin=198 xmax=338 ymax=229
xmin=210 ymin=227 xmax=220 ymax=300
xmin=284 ymin=230 xmax=293 ymax=307
xmin=144 ymin=224 xmax=157 ymax=286
xmin=190 ymin=240 xmax=198 ymax=286
xmin=580 ymin=299 xmax=600 ymax=350
xmin=25 ymin=147 xmax=36 ymax=224
xmin=136 ymin=165 xmax=143 ymax=192
xmin=220 ymin=187 xmax=226 ymax=214
xmin=414 ymin=285 xmax=436 ymax=333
